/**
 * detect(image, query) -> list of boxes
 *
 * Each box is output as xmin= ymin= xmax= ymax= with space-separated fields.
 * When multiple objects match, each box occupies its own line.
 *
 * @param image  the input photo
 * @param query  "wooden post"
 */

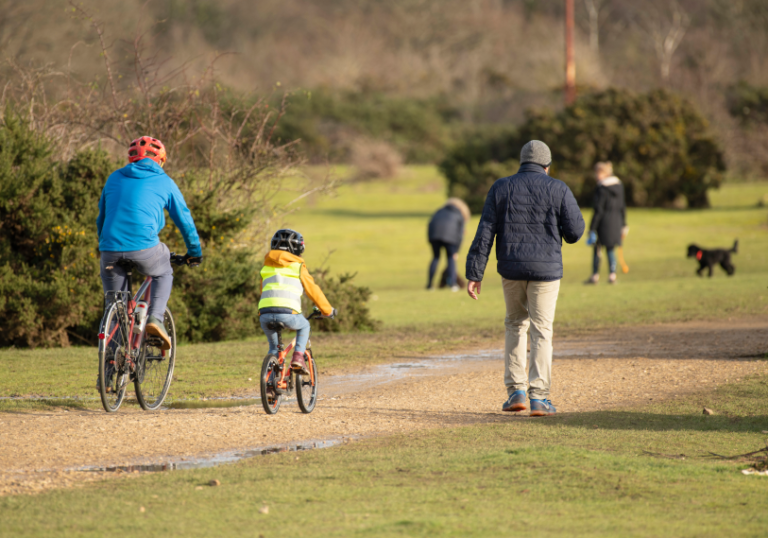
xmin=565 ymin=0 xmax=576 ymax=105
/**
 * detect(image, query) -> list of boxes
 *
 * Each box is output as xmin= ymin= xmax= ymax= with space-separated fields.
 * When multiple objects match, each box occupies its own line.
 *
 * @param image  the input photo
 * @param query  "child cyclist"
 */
xmin=258 ymin=229 xmax=336 ymax=374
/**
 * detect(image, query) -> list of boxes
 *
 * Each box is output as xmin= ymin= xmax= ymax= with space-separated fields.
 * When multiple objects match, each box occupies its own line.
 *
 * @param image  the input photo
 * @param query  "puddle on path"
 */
xmin=1 ymin=345 xmax=609 ymax=408
xmin=70 ymin=438 xmax=349 ymax=474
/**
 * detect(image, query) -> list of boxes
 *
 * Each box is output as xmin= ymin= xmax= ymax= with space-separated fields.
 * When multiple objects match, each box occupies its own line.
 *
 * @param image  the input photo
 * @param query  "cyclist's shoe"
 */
xmin=502 ymin=390 xmax=528 ymax=412
xmin=146 ymin=316 xmax=172 ymax=350
xmin=529 ymin=399 xmax=557 ymax=417
xmin=290 ymin=351 xmax=310 ymax=375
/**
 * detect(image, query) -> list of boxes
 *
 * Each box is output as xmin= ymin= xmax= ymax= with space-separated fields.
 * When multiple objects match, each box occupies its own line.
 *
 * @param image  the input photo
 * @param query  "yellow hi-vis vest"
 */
xmin=258 ymin=262 xmax=304 ymax=313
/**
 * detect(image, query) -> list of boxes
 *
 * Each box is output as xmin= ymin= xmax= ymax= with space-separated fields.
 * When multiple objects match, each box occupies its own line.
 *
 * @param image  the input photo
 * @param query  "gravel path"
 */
xmin=2 ymin=319 xmax=767 ymax=496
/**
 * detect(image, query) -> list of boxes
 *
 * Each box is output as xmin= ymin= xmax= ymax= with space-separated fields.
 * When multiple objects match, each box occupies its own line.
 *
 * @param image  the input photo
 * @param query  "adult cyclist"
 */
xmin=96 ymin=136 xmax=202 ymax=351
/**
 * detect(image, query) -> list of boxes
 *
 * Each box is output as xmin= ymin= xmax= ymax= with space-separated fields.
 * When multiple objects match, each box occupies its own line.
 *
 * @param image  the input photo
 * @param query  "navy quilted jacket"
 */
xmin=466 ymin=163 xmax=585 ymax=282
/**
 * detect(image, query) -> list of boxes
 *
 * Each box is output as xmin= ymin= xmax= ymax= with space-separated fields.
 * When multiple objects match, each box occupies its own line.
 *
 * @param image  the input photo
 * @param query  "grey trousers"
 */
xmin=502 ymin=278 xmax=561 ymax=400
xmin=100 ymin=243 xmax=173 ymax=319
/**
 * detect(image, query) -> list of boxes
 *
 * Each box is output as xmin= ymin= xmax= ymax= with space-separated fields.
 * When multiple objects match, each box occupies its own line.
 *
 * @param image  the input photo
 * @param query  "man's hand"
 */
xmin=586 ymin=231 xmax=597 ymax=246
xmin=467 ymin=280 xmax=481 ymax=300
xmin=322 ymin=308 xmax=337 ymax=319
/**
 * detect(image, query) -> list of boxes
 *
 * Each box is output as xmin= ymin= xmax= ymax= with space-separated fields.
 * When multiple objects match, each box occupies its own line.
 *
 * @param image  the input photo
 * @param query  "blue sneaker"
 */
xmin=529 ymin=399 xmax=556 ymax=416
xmin=502 ymin=390 xmax=528 ymax=412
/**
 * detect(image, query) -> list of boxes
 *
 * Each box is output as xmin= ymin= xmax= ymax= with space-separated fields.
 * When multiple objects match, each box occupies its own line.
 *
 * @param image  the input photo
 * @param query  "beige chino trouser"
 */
xmin=502 ymin=278 xmax=561 ymax=400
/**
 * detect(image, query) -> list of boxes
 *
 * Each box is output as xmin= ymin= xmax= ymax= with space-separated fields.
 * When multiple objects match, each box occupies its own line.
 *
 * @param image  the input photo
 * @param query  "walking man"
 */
xmin=465 ymin=141 xmax=584 ymax=416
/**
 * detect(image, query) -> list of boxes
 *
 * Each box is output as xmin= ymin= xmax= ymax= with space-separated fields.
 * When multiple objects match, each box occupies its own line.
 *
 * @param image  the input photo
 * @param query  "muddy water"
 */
xmin=72 ymin=438 xmax=349 ymax=473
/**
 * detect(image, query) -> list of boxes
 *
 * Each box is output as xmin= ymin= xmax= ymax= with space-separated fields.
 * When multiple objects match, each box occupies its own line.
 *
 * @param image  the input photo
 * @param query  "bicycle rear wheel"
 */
xmin=295 ymin=349 xmax=318 ymax=414
xmin=135 ymin=307 xmax=176 ymax=411
xmin=260 ymin=355 xmax=283 ymax=414
xmin=98 ymin=302 xmax=128 ymax=413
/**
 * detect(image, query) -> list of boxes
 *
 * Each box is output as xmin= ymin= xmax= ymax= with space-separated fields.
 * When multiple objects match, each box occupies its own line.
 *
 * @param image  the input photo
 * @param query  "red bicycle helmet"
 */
xmin=128 ymin=136 xmax=167 ymax=165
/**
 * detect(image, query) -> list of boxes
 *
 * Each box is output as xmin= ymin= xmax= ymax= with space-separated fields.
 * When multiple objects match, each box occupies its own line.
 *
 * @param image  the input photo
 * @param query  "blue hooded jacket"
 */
xmin=465 ymin=163 xmax=584 ymax=282
xmin=96 ymin=159 xmax=202 ymax=256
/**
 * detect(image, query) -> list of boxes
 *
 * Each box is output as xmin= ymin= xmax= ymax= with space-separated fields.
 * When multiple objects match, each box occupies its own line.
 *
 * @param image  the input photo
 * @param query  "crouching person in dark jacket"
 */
xmin=427 ymin=198 xmax=471 ymax=291
xmin=465 ymin=140 xmax=584 ymax=416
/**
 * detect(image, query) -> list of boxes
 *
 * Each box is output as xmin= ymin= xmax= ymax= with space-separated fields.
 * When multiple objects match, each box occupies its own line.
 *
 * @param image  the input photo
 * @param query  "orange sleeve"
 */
xmin=300 ymin=264 xmax=333 ymax=316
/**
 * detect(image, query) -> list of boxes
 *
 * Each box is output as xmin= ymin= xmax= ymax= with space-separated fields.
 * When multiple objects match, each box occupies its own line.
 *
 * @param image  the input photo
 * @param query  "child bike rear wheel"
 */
xmin=295 ymin=349 xmax=318 ymax=414
xmin=260 ymin=355 xmax=283 ymax=414
xmin=98 ymin=302 xmax=128 ymax=413
xmin=135 ymin=307 xmax=177 ymax=411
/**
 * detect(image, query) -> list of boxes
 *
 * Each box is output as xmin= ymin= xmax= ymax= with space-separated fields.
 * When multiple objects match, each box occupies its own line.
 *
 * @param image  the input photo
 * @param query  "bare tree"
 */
xmin=637 ymin=0 xmax=690 ymax=83
xmin=583 ymin=0 xmax=604 ymax=54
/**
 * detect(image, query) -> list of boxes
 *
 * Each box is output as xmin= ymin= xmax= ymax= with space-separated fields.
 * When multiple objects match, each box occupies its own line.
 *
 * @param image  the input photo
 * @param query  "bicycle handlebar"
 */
xmin=170 ymin=252 xmax=201 ymax=267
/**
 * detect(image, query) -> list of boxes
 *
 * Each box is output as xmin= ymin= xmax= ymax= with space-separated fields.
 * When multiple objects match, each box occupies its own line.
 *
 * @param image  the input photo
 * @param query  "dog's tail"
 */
xmin=731 ymin=239 xmax=738 ymax=254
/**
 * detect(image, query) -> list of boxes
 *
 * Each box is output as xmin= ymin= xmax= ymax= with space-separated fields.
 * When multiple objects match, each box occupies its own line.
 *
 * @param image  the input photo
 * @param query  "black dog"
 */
xmin=687 ymin=240 xmax=738 ymax=277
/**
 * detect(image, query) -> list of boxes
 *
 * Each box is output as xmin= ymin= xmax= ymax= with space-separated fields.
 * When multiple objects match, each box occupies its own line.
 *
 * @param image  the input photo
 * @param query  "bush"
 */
xmin=440 ymin=88 xmax=726 ymax=209
xmin=438 ymin=127 xmax=519 ymax=213
xmin=301 ymin=270 xmax=381 ymax=333
xmin=349 ymin=138 xmax=403 ymax=181
xmin=727 ymin=81 xmax=768 ymax=126
xmin=276 ymin=88 xmax=459 ymax=163
xmin=0 ymin=114 xmax=109 ymax=348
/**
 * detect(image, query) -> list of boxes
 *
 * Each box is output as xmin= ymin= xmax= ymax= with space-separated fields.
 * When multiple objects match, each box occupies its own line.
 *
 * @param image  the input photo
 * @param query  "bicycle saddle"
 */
xmin=115 ymin=259 xmax=137 ymax=271
xmin=266 ymin=321 xmax=287 ymax=331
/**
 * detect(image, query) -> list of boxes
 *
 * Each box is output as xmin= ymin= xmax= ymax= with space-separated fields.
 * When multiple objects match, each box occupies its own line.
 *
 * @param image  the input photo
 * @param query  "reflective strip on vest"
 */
xmin=258 ymin=262 xmax=303 ymax=312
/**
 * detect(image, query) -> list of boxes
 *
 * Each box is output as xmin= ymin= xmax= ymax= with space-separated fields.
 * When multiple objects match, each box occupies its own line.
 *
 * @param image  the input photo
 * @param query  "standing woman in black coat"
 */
xmin=586 ymin=162 xmax=628 ymax=284
xmin=427 ymin=198 xmax=470 ymax=291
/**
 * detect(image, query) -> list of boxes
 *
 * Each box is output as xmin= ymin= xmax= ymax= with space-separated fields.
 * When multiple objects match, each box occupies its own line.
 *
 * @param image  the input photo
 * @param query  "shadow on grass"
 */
xmin=0 ymin=398 xmax=90 ymax=412
xmin=314 ymin=209 xmax=433 ymax=219
xmin=546 ymin=409 xmax=768 ymax=433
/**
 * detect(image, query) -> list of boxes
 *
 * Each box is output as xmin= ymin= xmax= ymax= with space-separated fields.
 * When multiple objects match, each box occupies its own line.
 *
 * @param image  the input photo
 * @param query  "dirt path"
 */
xmin=2 ymin=319 xmax=767 ymax=496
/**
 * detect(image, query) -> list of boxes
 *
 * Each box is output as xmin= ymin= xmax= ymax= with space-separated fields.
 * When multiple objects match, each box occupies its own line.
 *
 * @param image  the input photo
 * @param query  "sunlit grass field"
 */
xmin=289 ymin=165 xmax=768 ymax=329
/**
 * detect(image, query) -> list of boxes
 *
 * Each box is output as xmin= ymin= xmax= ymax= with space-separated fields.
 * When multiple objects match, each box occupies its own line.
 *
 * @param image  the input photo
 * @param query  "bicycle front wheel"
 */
xmin=135 ymin=307 xmax=176 ymax=411
xmin=98 ymin=301 xmax=128 ymax=413
xmin=296 ymin=349 xmax=318 ymax=414
xmin=260 ymin=355 xmax=283 ymax=414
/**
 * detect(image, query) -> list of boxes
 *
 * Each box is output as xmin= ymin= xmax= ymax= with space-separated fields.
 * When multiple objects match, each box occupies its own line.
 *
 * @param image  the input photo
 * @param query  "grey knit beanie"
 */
xmin=520 ymin=140 xmax=552 ymax=167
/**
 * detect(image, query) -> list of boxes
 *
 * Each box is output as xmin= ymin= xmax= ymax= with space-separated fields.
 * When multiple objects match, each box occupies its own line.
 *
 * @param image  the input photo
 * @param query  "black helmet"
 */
xmin=270 ymin=229 xmax=305 ymax=255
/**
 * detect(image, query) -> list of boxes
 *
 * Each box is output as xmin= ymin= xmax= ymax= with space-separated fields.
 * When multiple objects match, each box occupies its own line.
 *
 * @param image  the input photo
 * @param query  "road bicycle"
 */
xmin=97 ymin=253 xmax=188 ymax=413
xmin=260 ymin=308 xmax=322 ymax=415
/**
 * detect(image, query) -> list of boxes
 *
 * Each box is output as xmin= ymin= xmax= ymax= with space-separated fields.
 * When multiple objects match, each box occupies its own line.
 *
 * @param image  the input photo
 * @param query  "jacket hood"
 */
xmin=118 ymin=159 xmax=166 ymax=179
xmin=598 ymin=176 xmax=621 ymax=187
xmin=599 ymin=179 xmax=623 ymax=197
xmin=265 ymin=249 xmax=304 ymax=267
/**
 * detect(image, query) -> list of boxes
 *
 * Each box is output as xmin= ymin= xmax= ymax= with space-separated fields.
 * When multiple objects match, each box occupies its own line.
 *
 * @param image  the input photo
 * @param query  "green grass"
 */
xmin=3 ymin=167 xmax=768 ymax=407
xmin=288 ymin=166 xmax=768 ymax=329
xmin=3 ymin=375 xmax=767 ymax=537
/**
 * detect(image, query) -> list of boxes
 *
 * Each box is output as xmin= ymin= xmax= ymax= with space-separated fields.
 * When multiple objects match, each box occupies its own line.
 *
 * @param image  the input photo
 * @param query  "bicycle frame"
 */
xmin=98 ymin=276 xmax=156 ymax=365
xmin=274 ymin=336 xmax=316 ymax=391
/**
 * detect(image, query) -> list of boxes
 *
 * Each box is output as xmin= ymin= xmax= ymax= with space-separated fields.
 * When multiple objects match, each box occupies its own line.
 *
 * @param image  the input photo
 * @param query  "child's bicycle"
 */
xmin=97 ymin=253 xmax=189 ymax=413
xmin=260 ymin=308 xmax=322 ymax=415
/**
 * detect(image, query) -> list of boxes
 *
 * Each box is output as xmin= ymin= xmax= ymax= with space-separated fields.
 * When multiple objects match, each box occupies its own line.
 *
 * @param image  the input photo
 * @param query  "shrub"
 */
xmin=0 ymin=114 xmax=109 ymax=348
xmin=349 ymin=138 xmax=403 ymax=181
xmin=727 ymin=81 xmax=768 ymax=126
xmin=300 ymin=269 xmax=381 ymax=333
xmin=440 ymin=88 xmax=726 ymax=209
xmin=276 ymin=88 xmax=459 ymax=163
xmin=438 ymin=127 xmax=519 ymax=213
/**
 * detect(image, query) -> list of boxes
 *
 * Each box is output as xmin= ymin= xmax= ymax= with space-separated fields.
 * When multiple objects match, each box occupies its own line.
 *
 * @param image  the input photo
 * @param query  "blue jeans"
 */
xmin=260 ymin=313 xmax=310 ymax=354
xmin=593 ymin=244 xmax=617 ymax=274
xmin=428 ymin=240 xmax=459 ymax=288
